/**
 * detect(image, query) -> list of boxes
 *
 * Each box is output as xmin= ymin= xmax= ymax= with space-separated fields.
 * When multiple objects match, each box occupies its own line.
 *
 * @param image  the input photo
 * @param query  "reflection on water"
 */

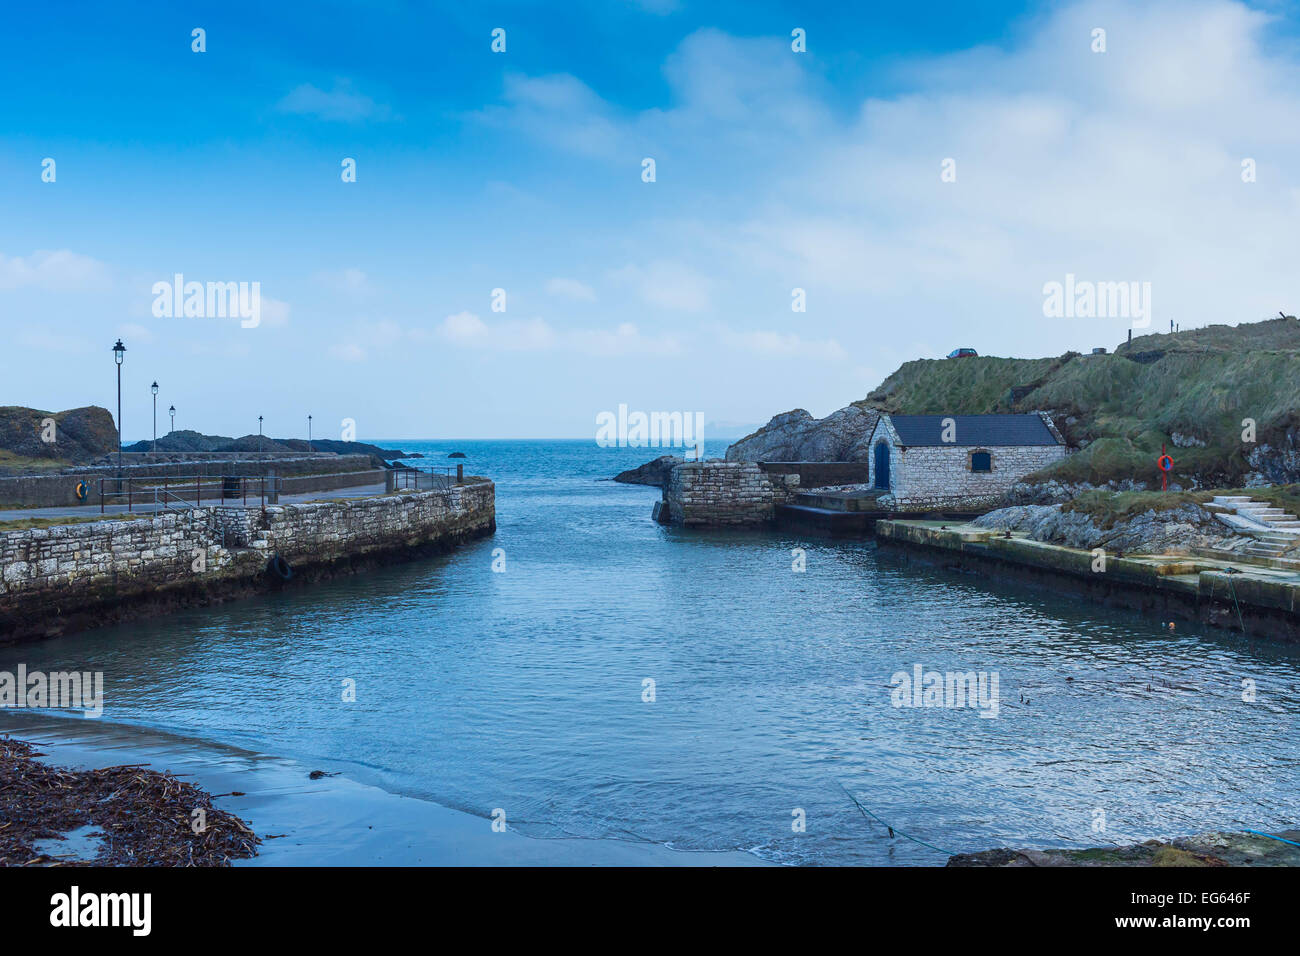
xmin=3 ymin=440 xmax=1298 ymax=865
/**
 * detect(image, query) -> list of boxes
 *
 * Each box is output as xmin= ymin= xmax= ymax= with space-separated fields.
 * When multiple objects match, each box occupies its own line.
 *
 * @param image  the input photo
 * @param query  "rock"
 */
xmin=950 ymin=830 xmax=1300 ymax=867
xmin=448 ymin=452 xmax=467 ymax=459
xmin=614 ymin=455 xmax=682 ymax=488
xmin=0 ymin=406 xmax=117 ymax=467
xmin=725 ymin=406 xmax=881 ymax=462
xmin=973 ymin=502 xmax=1243 ymax=554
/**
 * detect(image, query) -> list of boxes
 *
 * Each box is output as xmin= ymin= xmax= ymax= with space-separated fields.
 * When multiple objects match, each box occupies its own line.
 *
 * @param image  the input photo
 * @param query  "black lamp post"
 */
xmin=258 ymin=415 xmax=264 ymax=454
xmin=112 ymin=339 xmax=126 ymax=475
xmin=308 ymin=414 xmax=313 ymax=452
xmin=169 ymin=404 xmax=176 ymax=434
xmin=151 ymin=381 xmax=159 ymax=454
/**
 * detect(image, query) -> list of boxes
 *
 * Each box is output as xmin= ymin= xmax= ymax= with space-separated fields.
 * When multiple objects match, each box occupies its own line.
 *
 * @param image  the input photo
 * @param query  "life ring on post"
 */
xmin=74 ymin=481 xmax=89 ymax=501
xmin=1156 ymin=454 xmax=1174 ymax=472
xmin=267 ymin=553 xmax=294 ymax=581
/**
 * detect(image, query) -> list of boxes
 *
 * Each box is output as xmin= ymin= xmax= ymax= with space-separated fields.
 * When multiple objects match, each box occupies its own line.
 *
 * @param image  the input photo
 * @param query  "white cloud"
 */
xmin=489 ymin=1 xmax=1300 ymax=360
xmin=570 ymin=322 xmax=681 ymax=356
xmin=314 ymin=268 xmax=370 ymax=293
xmin=718 ymin=328 xmax=847 ymax=362
xmin=329 ymin=343 xmax=366 ymax=361
xmin=117 ymin=322 xmax=154 ymax=344
xmin=436 ymin=311 xmax=557 ymax=351
xmin=545 ymin=277 xmax=597 ymax=301
xmin=276 ymin=80 xmax=390 ymax=122
xmin=610 ymin=261 xmax=711 ymax=312
xmin=0 ymin=250 xmax=111 ymax=290
xmin=260 ymin=297 xmax=291 ymax=328
xmin=434 ymin=311 xmax=679 ymax=356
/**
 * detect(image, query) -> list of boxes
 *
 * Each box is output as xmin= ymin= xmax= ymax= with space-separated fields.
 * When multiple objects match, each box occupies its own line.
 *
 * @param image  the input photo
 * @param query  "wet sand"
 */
xmin=0 ymin=712 xmax=769 ymax=866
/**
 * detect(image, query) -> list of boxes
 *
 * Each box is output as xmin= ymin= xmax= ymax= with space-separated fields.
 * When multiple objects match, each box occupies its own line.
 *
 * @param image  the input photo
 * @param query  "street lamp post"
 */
xmin=169 ymin=405 xmax=176 ymax=434
xmin=308 ymin=414 xmax=313 ymax=452
xmin=258 ymin=415 xmax=264 ymax=454
xmin=151 ymin=381 xmax=159 ymax=454
xmin=112 ymin=339 xmax=126 ymax=476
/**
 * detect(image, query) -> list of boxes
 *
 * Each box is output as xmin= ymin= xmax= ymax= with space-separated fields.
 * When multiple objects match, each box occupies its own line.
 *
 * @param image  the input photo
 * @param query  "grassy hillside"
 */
xmin=857 ymin=317 xmax=1300 ymax=487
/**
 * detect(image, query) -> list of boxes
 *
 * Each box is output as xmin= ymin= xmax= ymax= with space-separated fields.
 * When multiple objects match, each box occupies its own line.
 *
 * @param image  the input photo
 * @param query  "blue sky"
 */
xmin=4 ymin=0 xmax=1300 ymax=440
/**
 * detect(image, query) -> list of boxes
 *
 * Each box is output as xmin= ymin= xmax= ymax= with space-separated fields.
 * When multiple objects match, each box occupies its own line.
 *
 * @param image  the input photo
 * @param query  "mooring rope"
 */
xmin=836 ymin=780 xmax=958 ymax=857
xmin=1216 ymin=567 xmax=1248 ymax=634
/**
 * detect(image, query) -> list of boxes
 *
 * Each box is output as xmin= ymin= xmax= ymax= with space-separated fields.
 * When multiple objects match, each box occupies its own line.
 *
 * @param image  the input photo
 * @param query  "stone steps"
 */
xmin=1208 ymin=495 xmax=1300 ymax=537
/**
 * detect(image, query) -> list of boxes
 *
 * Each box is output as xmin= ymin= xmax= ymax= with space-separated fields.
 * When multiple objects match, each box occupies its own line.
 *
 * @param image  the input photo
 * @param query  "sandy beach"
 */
xmin=0 ymin=712 xmax=769 ymax=867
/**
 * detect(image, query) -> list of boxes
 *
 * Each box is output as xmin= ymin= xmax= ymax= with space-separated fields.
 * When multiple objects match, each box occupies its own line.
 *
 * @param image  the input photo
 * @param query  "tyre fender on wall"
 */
xmin=267 ymin=553 xmax=294 ymax=581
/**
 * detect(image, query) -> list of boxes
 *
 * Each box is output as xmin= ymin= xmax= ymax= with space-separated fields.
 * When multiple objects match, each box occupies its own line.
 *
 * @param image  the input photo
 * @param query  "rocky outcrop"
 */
xmin=614 ymin=454 xmax=682 ymax=487
xmin=973 ymin=502 xmax=1242 ymax=554
xmin=1245 ymin=433 xmax=1300 ymax=485
xmin=123 ymin=431 xmax=414 ymax=461
xmin=1002 ymin=478 xmax=1149 ymax=505
xmin=950 ymin=830 xmax=1300 ymax=867
xmin=725 ymin=406 xmax=880 ymax=462
xmin=0 ymin=406 xmax=117 ymax=466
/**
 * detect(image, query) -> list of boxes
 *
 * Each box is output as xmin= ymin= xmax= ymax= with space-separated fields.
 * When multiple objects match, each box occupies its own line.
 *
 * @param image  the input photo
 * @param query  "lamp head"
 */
xmin=112 ymin=339 xmax=126 ymax=365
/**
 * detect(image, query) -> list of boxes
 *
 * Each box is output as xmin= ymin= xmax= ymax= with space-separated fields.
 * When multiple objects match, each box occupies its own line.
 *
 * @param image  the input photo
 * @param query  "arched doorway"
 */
xmin=873 ymin=441 xmax=891 ymax=490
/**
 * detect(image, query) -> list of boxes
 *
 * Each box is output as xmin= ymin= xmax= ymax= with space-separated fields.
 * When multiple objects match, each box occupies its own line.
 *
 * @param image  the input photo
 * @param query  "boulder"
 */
xmin=614 ymin=454 xmax=682 ymax=488
xmin=725 ymin=406 xmax=881 ymax=462
xmin=0 ymin=405 xmax=117 ymax=466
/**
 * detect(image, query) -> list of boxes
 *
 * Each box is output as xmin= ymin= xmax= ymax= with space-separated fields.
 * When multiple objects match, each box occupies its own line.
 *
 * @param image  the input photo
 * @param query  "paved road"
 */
xmin=0 ymin=483 xmax=388 ymax=524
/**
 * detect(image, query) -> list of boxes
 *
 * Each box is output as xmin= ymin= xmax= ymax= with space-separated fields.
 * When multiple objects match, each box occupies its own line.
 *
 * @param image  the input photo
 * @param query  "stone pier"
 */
xmin=654 ymin=461 xmax=798 ymax=527
xmin=0 ymin=479 xmax=495 ymax=644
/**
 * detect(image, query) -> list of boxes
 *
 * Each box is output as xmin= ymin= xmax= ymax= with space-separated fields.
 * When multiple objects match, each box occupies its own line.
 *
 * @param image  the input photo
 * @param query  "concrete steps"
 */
xmin=1209 ymin=496 xmax=1300 ymax=540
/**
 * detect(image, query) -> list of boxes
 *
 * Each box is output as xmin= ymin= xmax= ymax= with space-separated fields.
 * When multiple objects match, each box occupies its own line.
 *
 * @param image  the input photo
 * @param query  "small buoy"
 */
xmin=1168 ymin=622 xmax=1176 ymax=631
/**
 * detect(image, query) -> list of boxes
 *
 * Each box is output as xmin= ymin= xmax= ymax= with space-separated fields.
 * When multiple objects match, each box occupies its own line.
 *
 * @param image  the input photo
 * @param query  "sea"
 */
xmin=2 ymin=439 xmax=1298 ymax=865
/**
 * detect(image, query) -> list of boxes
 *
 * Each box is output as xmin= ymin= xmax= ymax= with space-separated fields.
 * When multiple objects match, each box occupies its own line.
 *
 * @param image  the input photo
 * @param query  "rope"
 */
xmin=836 ymin=780 xmax=957 ymax=857
xmin=1219 ymin=567 xmax=1248 ymax=637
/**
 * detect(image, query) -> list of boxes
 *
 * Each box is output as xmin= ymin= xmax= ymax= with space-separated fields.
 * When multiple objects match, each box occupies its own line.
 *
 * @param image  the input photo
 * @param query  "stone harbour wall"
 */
xmin=658 ymin=461 xmax=798 ymax=526
xmin=0 ymin=479 xmax=494 ymax=644
xmin=0 ymin=455 xmax=378 ymax=509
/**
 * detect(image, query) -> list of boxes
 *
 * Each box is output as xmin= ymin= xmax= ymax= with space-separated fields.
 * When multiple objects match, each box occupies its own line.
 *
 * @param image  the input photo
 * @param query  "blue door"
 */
xmin=874 ymin=442 xmax=890 ymax=490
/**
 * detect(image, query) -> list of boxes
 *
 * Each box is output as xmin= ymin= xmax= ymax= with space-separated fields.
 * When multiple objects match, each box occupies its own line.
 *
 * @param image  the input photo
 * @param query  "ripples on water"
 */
xmin=3 ymin=440 xmax=1298 ymax=865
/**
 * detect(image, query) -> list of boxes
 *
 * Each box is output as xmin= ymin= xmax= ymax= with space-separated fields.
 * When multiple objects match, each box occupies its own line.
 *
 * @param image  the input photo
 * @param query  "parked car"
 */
xmin=947 ymin=347 xmax=978 ymax=358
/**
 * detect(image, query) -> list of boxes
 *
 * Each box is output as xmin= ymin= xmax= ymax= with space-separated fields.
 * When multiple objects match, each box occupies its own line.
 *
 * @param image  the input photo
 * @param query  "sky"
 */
xmin=3 ymin=0 xmax=1300 ymax=441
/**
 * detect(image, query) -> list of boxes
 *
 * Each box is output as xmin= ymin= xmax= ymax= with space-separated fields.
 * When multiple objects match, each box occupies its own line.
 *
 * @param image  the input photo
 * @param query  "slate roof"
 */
xmin=884 ymin=413 xmax=1063 ymax=447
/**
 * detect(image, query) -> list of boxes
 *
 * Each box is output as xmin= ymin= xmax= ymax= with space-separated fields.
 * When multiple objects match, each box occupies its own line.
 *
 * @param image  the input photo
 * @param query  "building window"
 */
xmin=970 ymin=451 xmax=992 ymax=473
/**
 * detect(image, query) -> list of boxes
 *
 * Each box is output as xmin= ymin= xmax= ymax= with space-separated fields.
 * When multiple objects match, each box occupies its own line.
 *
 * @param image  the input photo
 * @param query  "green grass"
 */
xmin=0 ymin=450 xmax=72 ymax=476
xmin=0 ymin=513 xmax=148 ymax=531
xmin=855 ymin=318 xmax=1300 ymax=488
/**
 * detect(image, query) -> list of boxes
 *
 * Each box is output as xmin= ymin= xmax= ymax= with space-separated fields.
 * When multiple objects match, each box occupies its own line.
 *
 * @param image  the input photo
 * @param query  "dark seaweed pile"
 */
xmin=0 ymin=735 xmax=259 ymax=866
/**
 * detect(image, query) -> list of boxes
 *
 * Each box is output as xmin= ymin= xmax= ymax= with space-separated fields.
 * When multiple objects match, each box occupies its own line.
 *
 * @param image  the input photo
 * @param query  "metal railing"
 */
xmin=98 ymin=474 xmax=284 ymax=513
xmin=388 ymin=465 xmax=459 ymax=492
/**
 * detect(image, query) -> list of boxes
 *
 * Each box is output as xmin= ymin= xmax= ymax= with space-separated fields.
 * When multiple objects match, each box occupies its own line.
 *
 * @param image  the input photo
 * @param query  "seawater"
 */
xmin=2 ymin=439 xmax=1297 ymax=865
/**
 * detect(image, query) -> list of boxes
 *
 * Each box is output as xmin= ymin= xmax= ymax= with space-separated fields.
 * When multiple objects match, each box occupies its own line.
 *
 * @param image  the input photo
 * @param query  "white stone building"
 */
xmin=867 ymin=412 xmax=1068 ymax=511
